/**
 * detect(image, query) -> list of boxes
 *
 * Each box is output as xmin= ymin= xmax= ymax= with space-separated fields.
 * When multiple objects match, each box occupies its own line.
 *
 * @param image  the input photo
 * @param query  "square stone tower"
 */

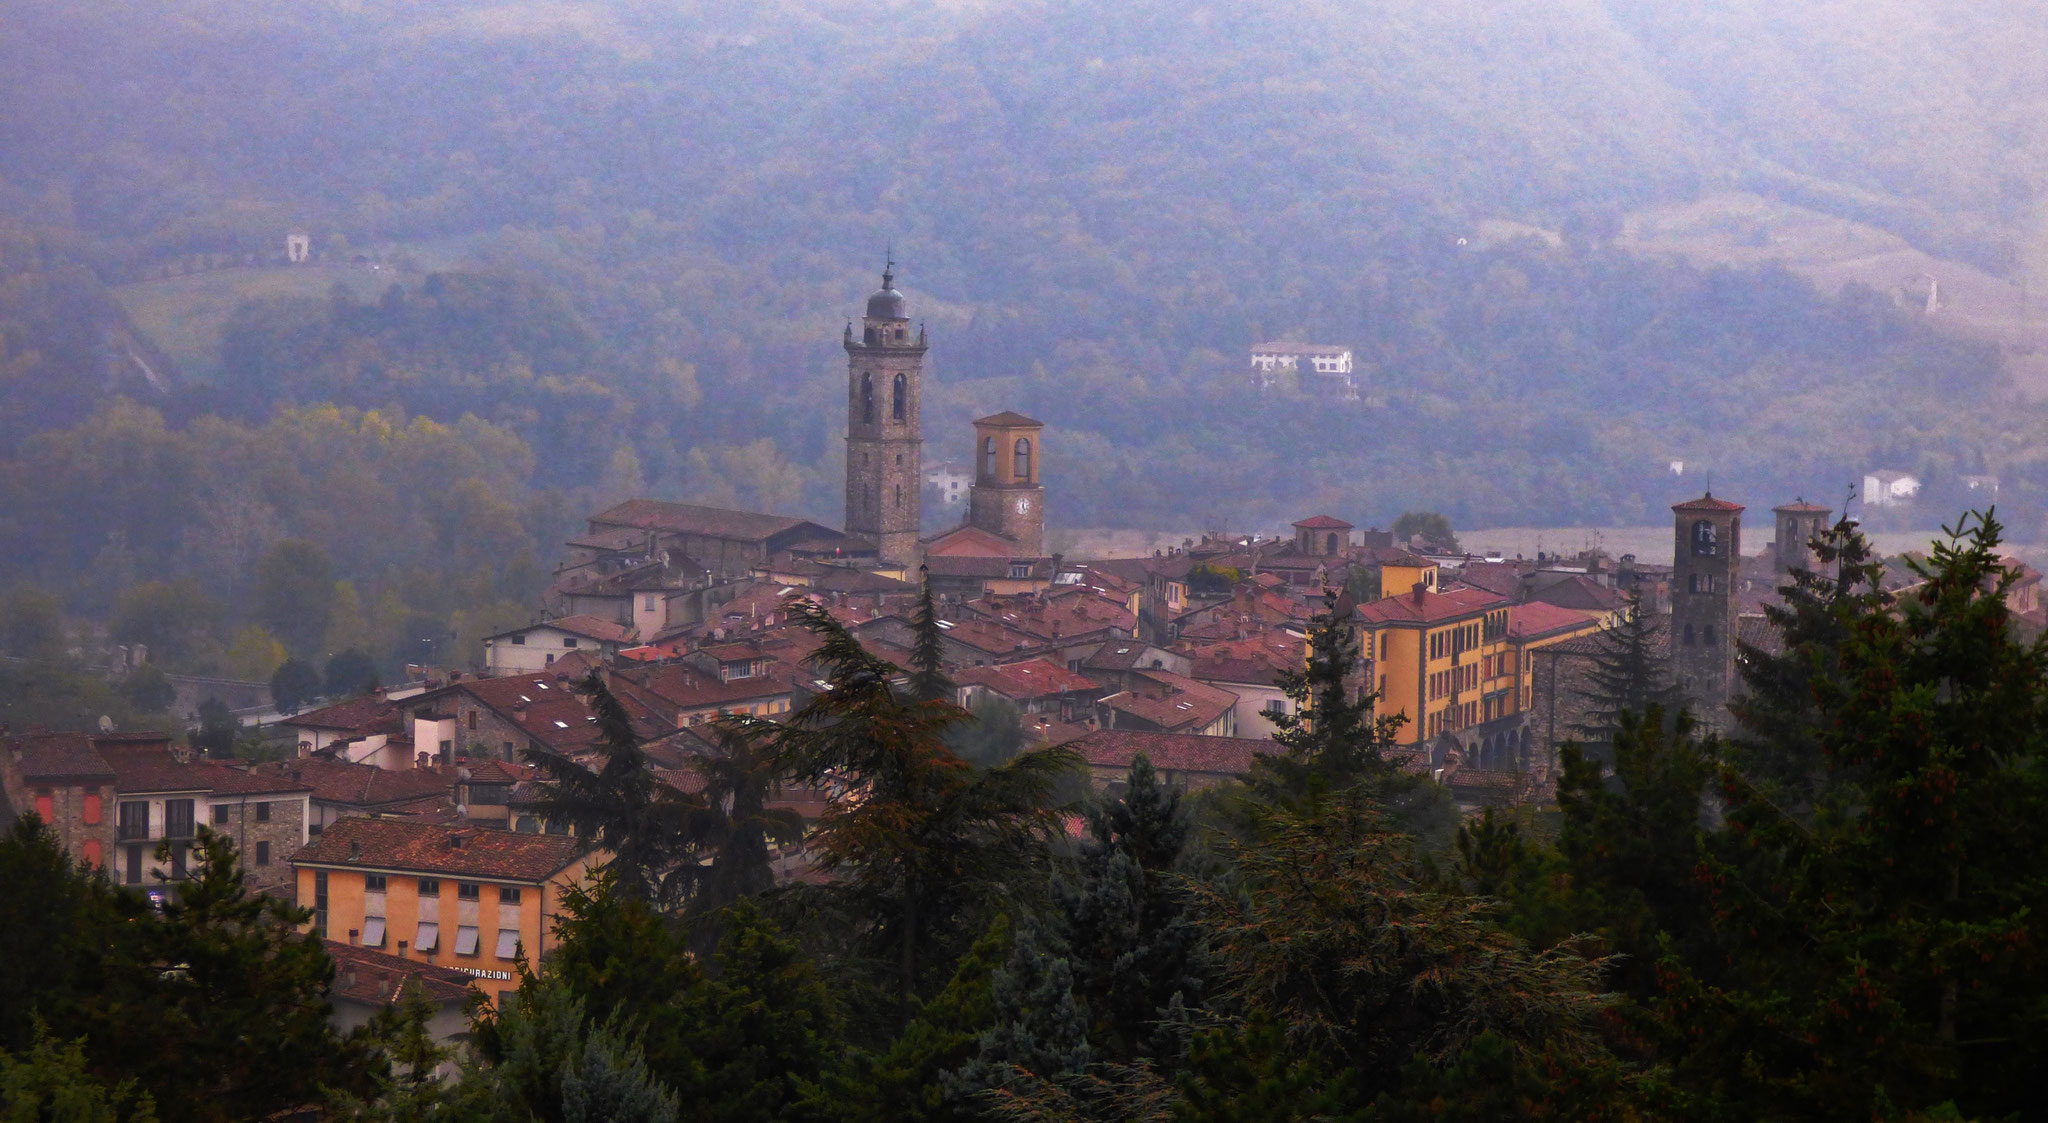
xmin=1772 ymin=500 xmax=1832 ymax=576
xmin=843 ymin=263 xmax=925 ymax=566
xmin=1671 ymin=493 xmax=1744 ymax=718
xmin=967 ymin=411 xmax=1045 ymax=557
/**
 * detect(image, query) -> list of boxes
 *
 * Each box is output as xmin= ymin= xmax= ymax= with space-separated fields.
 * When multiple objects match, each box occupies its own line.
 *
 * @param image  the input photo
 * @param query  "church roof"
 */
xmin=1291 ymin=514 xmax=1353 ymax=530
xmin=1672 ymin=494 xmax=1745 ymax=513
xmin=1773 ymin=500 xmax=1831 ymax=513
xmin=974 ymin=411 xmax=1043 ymax=428
xmin=865 ymin=266 xmax=907 ymax=320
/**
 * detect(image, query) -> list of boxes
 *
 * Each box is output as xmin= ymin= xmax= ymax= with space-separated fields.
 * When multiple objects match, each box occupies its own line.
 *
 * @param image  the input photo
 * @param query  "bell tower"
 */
xmin=1670 ymin=492 xmax=1743 ymax=721
xmin=843 ymin=261 xmax=925 ymax=566
xmin=967 ymin=411 xmax=1046 ymax=557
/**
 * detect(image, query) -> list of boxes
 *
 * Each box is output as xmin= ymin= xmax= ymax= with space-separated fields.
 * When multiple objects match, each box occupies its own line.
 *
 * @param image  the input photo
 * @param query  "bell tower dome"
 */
xmin=843 ymin=260 xmax=926 ymax=566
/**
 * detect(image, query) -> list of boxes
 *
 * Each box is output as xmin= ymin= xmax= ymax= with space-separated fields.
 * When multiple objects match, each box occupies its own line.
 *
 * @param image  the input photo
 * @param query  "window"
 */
xmin=34 ymin=791 xmax=53 ymax=820
xmin=415 ymin=921 xmax=439 ymax=951
xmin=860 ymin=372 xmax=875 ymax=423
xmin=365 ymin=874 xmax=388 ymax=892
xmin=1263 ymin=700 xmax=1286 ymax=717
xmin=1691 ymin=519 xmax=1717 ymax=557
xmin=83 ymin=839 xmax=101 ymax=868
xmin=125 ymin=844 xmax=143 ymax=885
xmin=467 ymin=711 xmax=478 ymax=731
xmin=512 ymin=634 xmax=526 ymax=646
xmin=362 ymin=916 xmax=386 ymax=947
xmin=500 ymin=887 xmax=523 ymax=905
xmin=495 ymin=929 xmax=520 ymax=958
xmin=314 ymin=871 xmax=329 ymax=937
xmin=255 ymin=801 xmax=271 ymax=823
xmin=82 ymin=794 xmax=101 ymax=825
xmin=892 ymin=372 xmax=906 ymax=420
xmin=212 ymin=803 xmax=229 ymax=826
xmin=458 ymin=882 xmax=480 ymax=901
xmin=1683 ymin=623 xmax=1695 ymax=645
xmin=418 ymin=877 xmax=440 ymax=897
xmin=1014 ymin=437 xmax=1032 ymax=481
xmin=455 ymin=925 xmax=480 ymax=956
xmin=895 ymin=484 xmax=902 ymax=507
xmin=255 ymin=841 xmax=270 ymax=866
xmin=983 ymin=436 xmax=997 ymax=478
xmin=1380 ymin=634 xmax=1389 ymax=660
xmin=164 ymin=800 xmax=195 ymax=839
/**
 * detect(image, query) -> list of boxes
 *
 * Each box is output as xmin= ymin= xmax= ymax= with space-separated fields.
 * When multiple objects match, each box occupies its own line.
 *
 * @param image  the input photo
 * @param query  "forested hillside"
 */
xmin=2 ymin=0 xmax=2046 ymax=674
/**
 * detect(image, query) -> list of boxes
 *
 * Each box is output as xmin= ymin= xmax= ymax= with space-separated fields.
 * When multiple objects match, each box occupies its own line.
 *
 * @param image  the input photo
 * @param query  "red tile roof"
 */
xmin=537 ymin=615 xmax=636 ymax=644
xmin=1072 ymin=730 xmax=1270 ymax=777
xmin=591 ymin=499 xmax=817 ymax=542
xmin=9 ymin=732 xmax=115 ymax=782
xmin=1506 ymin=602 xmax=1603 ymax=642
xmin=294 ymin=817 xmax=589 ymax=882
xmin=1291 ymin=514 xmax=1354 ymax=530
xmin=96 ymin=740 xmax=313 ymax=796
xmin=1773 ymin=501 xmax=1831 ymax=514
xmin=254 ymin=759 xmax=455 ymax=808
xmin=955 ymin=658 xmax=1102 ymax=701
xmin=1099 ymin=671 xmax=1238 ymax=732
xmin=324 ymin=940 xmax=478 ymax=1007
xmin=974 ymin=410 xmax=1043 ymax=428
xmin=1349 ymin=585 xmax=1508 ymax=627
xmin=286 ymin=695 xmax=402 ymax=734
xmin=1672 ymin=494 xmax=1745 ymax=512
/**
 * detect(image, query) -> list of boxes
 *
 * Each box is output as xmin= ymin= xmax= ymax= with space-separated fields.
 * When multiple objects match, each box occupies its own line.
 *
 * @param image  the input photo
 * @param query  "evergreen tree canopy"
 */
xmin=1571 ymin=587 xmax=1682 ymax=755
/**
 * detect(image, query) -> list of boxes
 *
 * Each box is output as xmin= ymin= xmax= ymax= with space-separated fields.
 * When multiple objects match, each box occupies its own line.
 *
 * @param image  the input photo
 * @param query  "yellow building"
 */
xmin=1352 ymin=584 xmax=1513 ymax=751
xmin=293 ymin=817 xmax=602 ymax=1005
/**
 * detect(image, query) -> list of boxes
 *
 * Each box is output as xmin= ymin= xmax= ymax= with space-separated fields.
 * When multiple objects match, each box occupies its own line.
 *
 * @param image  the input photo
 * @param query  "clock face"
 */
xmin=1014 ymin=497 xmax=1031 ymax=515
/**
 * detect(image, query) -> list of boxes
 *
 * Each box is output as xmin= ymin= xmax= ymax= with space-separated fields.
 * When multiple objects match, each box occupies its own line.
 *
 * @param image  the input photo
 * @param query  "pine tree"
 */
xmin=908 ymin=566 xmax=953 ymax=704
xmin=523 ymin=671 xmax=697 ymax=904
xmin=1256 ymin=591 xmax=1402 ymax=800
xmin=1058 ymin=755 xmax=1205 ymax=1067
xmin=1570 ymin=587 xmax=1680 ymax=758
xmin=687 ymin=721 xmax=806 ymax=927
xmin=1726 ymin=511 xmax=1890 ymax=819
xmin=0 ymin=1022 xmax=158 ymax=1123
xmin=950 ymin=913 xmax=1093 ymax=1099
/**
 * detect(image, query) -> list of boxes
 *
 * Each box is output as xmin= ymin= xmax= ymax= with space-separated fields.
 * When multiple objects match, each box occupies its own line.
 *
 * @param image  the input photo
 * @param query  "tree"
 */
xmin=1570 ymin=587 xmax=1680 ymax=758
xmin=252 ymin=539 xmax=337 ymax=658
xmin=523 ymin=672 xmax=697 ymax=904
xmin=1391 ymin=511 xmax=1459 ymax=553
xmin=944 ymin=695 xmax=1029 ymax=771
xmin=190 ymin=697 xmax=240 ymax=758
xmin=0 ymin=1022 xmax=158 ymax=1123
xmin=684 ymin=722 xmax=806 ymax=929
xmin=1254 ymin=591 xmax=1403 ymax=801
xmin=460 ymin=975 xmax=678 ymax=1123
xmin=109 ymin=580 xmax=218 ymax=667
xmin=323 ymin=649 xmax=380 ymax=697
xmin=328 ymin=981 xmax=456 ymax=1122
xmin=950 ymin=913 xmax=1092 ymax=1101
xmin=1726 ymin=511 xmax=1890 ymax=820
xmin=1666 ymin=511 xmax=2048 ymax=1118
xmin=908 ymin=567 xmax=952 ymax=704
xmin=760 ymin=598 xmax=1078 ymax=1006
xmin=118 ymin=664 xmax=177 ymax=716
xmin=269 ymin=657 xmax=320 ymax=713
xmin=0 ymin=582 xmax=65 ymax=659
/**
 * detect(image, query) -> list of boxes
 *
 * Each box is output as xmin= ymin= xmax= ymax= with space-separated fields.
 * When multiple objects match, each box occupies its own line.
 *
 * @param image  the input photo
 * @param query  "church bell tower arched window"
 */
xmin=892 ymin=373 xmax=906 ymax=421
xmin=1013 ymin=437 xmax=1031 ymax=482
xmin=861 ymin=373 xmax=875 ymax=424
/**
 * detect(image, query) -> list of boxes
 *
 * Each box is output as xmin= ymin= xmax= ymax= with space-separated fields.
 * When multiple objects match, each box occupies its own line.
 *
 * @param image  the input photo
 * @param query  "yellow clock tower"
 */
xmin=966 ymin=411 xmax=1045 ymax=557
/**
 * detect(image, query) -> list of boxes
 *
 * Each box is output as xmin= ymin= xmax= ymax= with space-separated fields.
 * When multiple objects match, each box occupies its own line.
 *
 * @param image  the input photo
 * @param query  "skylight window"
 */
xmin=554 ymin=720 xmax=569 ymax=729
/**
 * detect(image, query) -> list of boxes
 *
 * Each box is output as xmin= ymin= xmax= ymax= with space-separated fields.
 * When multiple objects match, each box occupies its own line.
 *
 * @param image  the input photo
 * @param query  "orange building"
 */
xmin=293 ymin=818 xmax=602 ymax=1005
xmin=1351 ymin=584 xmax=1514 ymax=751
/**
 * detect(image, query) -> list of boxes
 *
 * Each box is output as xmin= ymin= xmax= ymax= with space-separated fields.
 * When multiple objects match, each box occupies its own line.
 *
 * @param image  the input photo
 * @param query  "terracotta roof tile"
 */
xmin=1072 ymin=730 xmax=1270 ymax=777
xmin=1671 ymin=494 xmax=1746 ymax=513
xmin=324 ymin=940 xmax=478 ymax=1007
xmin=1291 ymin=514 xmax=1354 ymax=530
xmin=8 ymin=732 xmax=114 ymax=782
xmin=294 ymin=817 xmax=589 ymax=882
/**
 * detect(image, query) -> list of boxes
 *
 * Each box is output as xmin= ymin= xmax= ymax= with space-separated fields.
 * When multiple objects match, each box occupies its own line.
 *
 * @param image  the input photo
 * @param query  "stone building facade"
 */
xmin=1670 ymin=494 xmax=1743 ymax=722
xmin=1773 ymin=500 xmax=1832 ymax=576
xmin=844 ymin=263 xmax=926 ymax=566
xmin=966 ymin=411 xmax=1046 ymax=558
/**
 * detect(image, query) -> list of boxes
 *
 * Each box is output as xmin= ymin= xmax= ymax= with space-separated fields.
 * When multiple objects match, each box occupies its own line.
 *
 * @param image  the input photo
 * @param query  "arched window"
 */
xmin=983 ymin=436 xmax=997 ymax=479
xmin=1014 ymin=437 xmax=1032 ymax=481
xmin=1691 ymin=519 xmax=1717 ymax=556
xmin=1327 ymin=532 xmax=1339 ymax=555
xmin=860 ymin=373 xmax=874 ymax=424
xmin=892 ymin=373 xmax=906 ymax=421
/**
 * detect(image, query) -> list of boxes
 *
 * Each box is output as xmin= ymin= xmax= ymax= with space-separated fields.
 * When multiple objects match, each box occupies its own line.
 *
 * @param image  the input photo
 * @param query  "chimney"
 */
xmin=348 ymin=928 xmax=359 ymax=945
xmin=397 ymin=940 xmax=409 ymax=958
xmin=1410 ymin=581 xmax=1428 ymax=605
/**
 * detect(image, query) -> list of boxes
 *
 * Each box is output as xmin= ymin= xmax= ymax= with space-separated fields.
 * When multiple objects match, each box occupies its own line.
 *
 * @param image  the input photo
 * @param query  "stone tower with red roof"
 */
xmin=1671 ymin=492 xmax=1743 ymax=717
xmin=967 ymin=411 xmax=1045 ymax=557
xmin=843 ymin=260 xmax=925 ymax=566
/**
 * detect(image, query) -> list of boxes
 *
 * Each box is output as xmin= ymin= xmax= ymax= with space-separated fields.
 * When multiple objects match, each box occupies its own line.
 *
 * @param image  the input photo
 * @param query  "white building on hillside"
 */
xmin=1249 ymin=342 xmax=1358 ymax=398
xmin=1862 ymin=470 xmax=1922 ymax=509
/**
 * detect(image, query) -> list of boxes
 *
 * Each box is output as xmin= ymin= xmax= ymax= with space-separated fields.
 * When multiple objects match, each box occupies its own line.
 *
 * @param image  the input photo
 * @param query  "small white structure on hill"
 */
xmin=286 ymin=233 xmax=311 ymax=264
xmin=1862 ymin=470 xmax=1921 ymax=509
xmin=1249 ymin=342 xmax=1358 ymax=398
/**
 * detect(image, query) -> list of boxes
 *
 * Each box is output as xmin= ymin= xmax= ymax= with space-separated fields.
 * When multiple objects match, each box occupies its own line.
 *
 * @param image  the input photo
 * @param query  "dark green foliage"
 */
xmin=0 ymin=816 xmax=122 ymax=1057
xmin=1727 ymin=512 xmax=1891 ymax=819
xmin=0 ymin=582 xmax=66 ymax=658
xmin=944 ymin=695 xmax=1030 ymax=771
xmin=759 ymin=598 xmax=1078 ymax=1004
xmin=329 ymin=981 xmax=457 ymax=1122
xmin=1555 ymin=708 xmax=1715 ymax=995
xmin=0 ymin=1022 xmax=158 ymax=1123
xmin=951 ymin=914 xmax=1092 ymax=1101
xmin=522 ymin=672 xmax=697 ymax=904
xmin=268 ymin=656 xmax=320 ymax=713
xmin=323 ymin=648 xmax=380 ymax=697
xmin=1571 ymin=588 xmax=1682 ymax=756
xmin=686 ymin=722 xmax=806 ymax=926
xmin=908 ymin=569 xmax=952 ymax=705
xmin=460 ymin=975 xmax=678 ymax=1123
xmin=117 ymin=664 xmax=176 ymax=715
xmin=252 ymin=539 xmax=336 ymax=658
xmin=1391 ymin=511 xmax=1459 ymax=553
xmin=189 ymin=696 xmax=239 ymax=757
xmin=1256 ymin=592 xmax=1401 ymax=800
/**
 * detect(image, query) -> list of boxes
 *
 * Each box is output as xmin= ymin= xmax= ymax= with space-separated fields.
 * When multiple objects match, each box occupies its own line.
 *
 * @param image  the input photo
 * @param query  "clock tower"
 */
xmin=843 ymin=262 xmax=925 ymax=566
xmin=967 ymin=411 xmax=1045 ymax=557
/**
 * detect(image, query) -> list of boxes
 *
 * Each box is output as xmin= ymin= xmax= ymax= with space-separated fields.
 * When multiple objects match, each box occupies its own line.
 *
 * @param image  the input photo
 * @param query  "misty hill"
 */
xmin=2 ymin=0 xmax=2045 ymax=534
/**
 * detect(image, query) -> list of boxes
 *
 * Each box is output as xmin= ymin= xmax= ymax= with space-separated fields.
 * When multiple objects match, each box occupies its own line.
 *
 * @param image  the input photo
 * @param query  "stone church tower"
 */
xmin=967 ymin=411 xmax=1045 ymax=557
xmin=1670 ymin=493 xmax=1743 ymax=719
xmin=1772 ymin=499 xmax=1832 ymax=576
xmin=843 ymin=263 xmax=925 ymax=566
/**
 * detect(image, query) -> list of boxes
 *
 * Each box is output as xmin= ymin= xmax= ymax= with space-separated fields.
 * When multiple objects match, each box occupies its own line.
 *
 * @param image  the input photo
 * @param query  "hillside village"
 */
xmin=9 ymin=267 xmax=2042 ymax=1043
